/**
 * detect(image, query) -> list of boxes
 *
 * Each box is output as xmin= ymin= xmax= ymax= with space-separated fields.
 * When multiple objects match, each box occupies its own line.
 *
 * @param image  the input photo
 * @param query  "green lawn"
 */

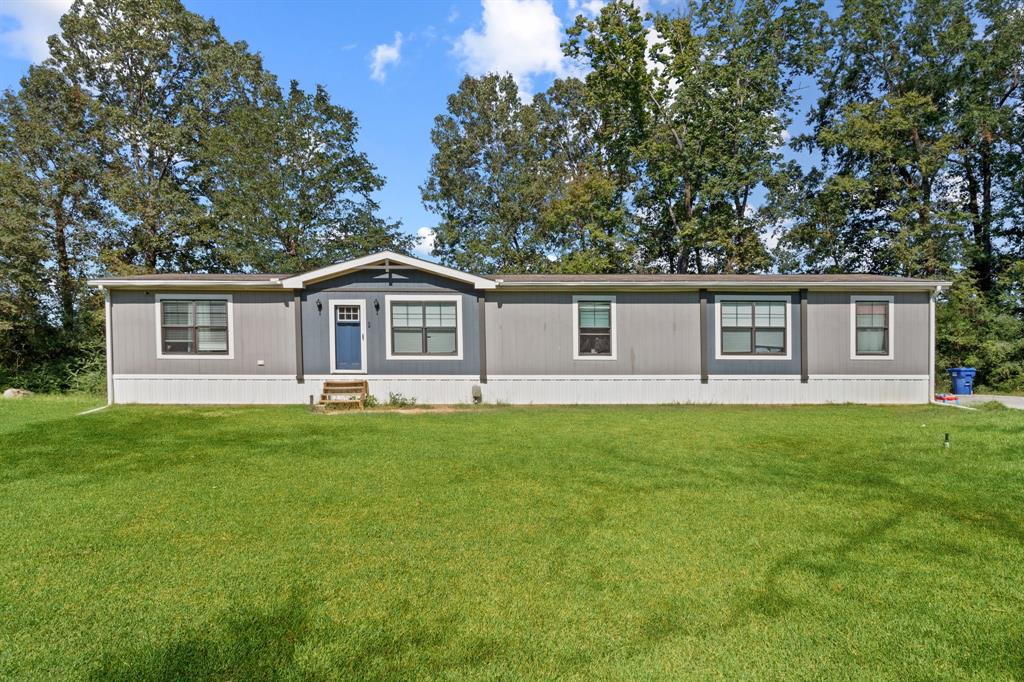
xmin=1 ymin=399 xmax=1022 ymax=680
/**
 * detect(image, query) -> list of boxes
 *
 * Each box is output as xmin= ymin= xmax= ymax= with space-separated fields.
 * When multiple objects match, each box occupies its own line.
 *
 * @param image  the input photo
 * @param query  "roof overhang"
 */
xmin=87 ymin=251 xmax=949 ymax=294
xmin=279 ymin=251 xmax=496 ymax=290
xmin=88 ymin=279 xmax=285 ymax=291
xmin=491 ymin=280 xmax=951 ymax=292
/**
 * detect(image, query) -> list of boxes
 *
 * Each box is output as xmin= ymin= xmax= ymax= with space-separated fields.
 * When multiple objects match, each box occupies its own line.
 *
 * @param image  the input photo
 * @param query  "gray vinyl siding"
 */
xmin=707 ymin=293 xmax=801 ymax=376
xmin=486 ymin=289 xmax=927 ymax=377
xmin=485 ymin=291 xmax=701 ymax=375
xmin=108 ymin=274 xmax=931 ymax=380
xmin=110 ymin=290 xmax=295 ymax=375
xmin=300 ymin=269 xmax=480 ymax=375
xmin=807 ymin=291 xmax=929 ymax=375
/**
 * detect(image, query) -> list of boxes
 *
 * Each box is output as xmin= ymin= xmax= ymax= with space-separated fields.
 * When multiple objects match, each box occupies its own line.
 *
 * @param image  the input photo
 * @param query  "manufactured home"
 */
xmin=89 ymin=251 xmax=949 ymax=405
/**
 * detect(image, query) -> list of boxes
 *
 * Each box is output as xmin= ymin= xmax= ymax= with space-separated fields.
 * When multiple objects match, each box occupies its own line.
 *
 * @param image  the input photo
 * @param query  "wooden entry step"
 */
xmin=319 ymin=380 xmax=368 ymax=410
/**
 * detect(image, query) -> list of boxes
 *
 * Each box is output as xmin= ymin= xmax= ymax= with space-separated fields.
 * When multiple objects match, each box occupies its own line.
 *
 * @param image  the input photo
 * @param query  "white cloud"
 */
xmin=447 ymin=6 xmax=460 ymax=23
xmin=414 ymin=227 xmax=436 ymax=256
xmin=0 ymin=0 xmax=71 ymax=63
xmin=581 ymin=0 xmax=606 ymax=15
xmin=454 ymin=0 xmax=566 ymax=95
xmin=369 ymin=32 xmax=403 ymax=83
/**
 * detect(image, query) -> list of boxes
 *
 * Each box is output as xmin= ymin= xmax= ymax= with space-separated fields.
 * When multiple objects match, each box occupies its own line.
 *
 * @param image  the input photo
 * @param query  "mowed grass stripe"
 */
xmin=0 ymin=401 xmax=1021 ymax=679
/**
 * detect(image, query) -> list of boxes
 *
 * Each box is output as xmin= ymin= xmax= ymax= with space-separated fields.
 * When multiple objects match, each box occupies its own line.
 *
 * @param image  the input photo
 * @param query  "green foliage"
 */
xmin=422 ymin=74 xmax=636 ymax=274
xmin=422 ymin=74 xmax=552 ymax=273
xmin=361 ymin=393 xmax=380 ymax=408
xmin=47 ymin=0 xmax=278 ymax=273
xmin=206 ymin=81 xmax=412 ymax=273
xmin=782 ymin=0 xmax=1023 ymax=283
xmin=2 ymin=401 xmax=1023 ymax=677
xmin=0 ymin=0 xmax=406 ymax=393
xmin=386 ymin=392 xmax=417 ymax=407
xmin=566 ymin=0 xmax=827 ymax=272
xmin=936 ymin=274 xmax=1024 ymax=392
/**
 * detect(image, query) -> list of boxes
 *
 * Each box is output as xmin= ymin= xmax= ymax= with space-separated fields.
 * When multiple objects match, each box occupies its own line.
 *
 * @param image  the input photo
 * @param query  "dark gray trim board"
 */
xmin=699 ymin=289 xmax=709 ymax=384
xmin=478 ymin=296 xmax=487 ymax=384
xmin=293 ymin=292 xmax=304 ymax=382
xmin=800 ymin=288 xmax=808 ymax=383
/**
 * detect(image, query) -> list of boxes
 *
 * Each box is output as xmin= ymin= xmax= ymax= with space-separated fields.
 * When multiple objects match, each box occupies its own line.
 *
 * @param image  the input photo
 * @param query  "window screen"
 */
xmin=161 ymin=299 xmax=228 ymax=355
xmin=578 ymin=300 xmax=612 ymax=356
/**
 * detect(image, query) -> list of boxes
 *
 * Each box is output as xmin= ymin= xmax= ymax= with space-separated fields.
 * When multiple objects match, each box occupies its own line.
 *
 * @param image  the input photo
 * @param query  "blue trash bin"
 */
xmin=947 ymin=367 xmax=976 ymax=395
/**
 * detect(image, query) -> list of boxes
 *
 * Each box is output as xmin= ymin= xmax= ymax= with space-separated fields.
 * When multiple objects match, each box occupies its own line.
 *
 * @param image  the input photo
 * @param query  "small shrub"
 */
xmin=387 ymin=392 xmax=417 ymax=408
xmin=67 ymin=354 xmax=107 ymax=396
xmin=362 ymin=394 xmax=379 ymax=408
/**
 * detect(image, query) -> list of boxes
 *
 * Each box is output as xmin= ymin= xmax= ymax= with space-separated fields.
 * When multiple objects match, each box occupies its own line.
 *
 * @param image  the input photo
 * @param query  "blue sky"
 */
xmin=0 ymin=0 xmax=815 ymax=259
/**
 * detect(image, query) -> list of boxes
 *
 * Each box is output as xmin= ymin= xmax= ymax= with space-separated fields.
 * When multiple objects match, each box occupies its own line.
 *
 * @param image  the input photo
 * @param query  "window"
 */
xmin=850 ymin=295 xmax=894 ymax=359
xmin=573 ymin=295 xmax=616 ymax=360
xmin=718 ymin=298 xmax=788 ymax=356
xmin=336 ymin=305 xmax=360 ymax=322
xmin=159 ymin=298 xmax=229 ymax=355
xmin=389 ymin=300 xmax=458 ymax=356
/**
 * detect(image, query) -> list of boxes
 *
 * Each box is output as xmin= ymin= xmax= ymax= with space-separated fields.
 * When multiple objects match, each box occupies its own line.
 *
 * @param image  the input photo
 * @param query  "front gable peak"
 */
xmin=280 ymin=251 xmax=496 ymax=290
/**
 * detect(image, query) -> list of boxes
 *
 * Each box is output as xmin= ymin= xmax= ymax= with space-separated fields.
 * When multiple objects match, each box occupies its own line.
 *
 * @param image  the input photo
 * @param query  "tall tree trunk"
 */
xmin=963 ymin=144 xmax=995 ymax=292
xmin=52 ymin=202 xmax=75 ymax=332
xmin=977 ymin=140 xmax=994 ymax=292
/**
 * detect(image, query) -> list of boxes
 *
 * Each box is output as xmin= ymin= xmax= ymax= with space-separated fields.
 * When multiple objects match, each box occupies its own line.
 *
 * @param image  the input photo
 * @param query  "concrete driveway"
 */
xmin=959 ymin=394 xmax=1024 ymax=410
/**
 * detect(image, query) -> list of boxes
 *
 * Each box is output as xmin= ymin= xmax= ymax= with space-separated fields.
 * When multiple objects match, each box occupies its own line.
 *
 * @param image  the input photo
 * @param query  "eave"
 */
xmin=491 ymin=280 xmax=951 ymax=292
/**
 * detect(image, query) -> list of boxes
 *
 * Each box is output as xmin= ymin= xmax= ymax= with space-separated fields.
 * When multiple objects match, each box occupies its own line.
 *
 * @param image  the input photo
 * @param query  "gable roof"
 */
xmin=88 ymin=251 xmax=949 ymax=292
xmin=278 ymin=251 xmax=496 ymax=290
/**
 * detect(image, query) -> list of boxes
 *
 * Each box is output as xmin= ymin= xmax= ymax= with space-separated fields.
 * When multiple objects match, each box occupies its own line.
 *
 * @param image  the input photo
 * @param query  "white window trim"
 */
xmin=572 ymin=294 xmax=617 ymax=361
xmin=384 ymin=294 xmax=464 ymax=361
xmin=714 ymin=294 xmax=792 ymax=360
xmin=155 ymin=293 xmax=234 ymax=360
xmin=850 ymin=294 xmax=895 ymax=360
xmin=328 ymin=299 xmax=367 ymax=374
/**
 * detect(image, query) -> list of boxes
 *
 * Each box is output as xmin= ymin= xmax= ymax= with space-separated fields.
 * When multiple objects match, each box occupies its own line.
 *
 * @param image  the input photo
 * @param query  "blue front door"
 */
xmin=334 ymin=305 xmax=362 ymax=371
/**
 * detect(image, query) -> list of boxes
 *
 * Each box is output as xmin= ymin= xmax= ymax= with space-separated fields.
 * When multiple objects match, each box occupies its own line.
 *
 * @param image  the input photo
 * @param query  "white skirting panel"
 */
xmin=111 ymin=375 xmax=479 ymax=405
xmin=483 ymin=375 xmax=931 ymax=405
xmin=111 ymin=374 xmax=930 ymax=405
xmin=113 ymin=375 xmax=315 ymax=405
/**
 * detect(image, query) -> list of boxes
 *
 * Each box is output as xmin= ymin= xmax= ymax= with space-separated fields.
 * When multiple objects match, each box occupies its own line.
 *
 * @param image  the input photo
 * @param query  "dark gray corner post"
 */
xmin=799 ymin=288 xmax=808 ymax=384
xmin=293 ymin=292 xmax=304 ymax=383
xmin=478 ymin=295 xmax=488 ymax=384
xmin=699 ymin=289 xmax=709 ymax=384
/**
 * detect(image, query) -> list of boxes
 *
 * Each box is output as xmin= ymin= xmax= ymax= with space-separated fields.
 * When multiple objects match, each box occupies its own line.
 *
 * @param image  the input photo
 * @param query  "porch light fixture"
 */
xmin=316 ymin=299 xmax=322 ymax=313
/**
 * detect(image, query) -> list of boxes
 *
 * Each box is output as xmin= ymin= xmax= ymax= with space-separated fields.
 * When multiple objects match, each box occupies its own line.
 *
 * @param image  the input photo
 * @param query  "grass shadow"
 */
xmin=91 ymin=587 xmax=314 ymax=681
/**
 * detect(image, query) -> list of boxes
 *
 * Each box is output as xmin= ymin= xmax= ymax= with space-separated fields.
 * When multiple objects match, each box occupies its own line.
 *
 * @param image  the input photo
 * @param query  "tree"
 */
xmin=953 ymin=0 xmax=1024 ymax=291
xmin=936 ymin=273 xmax=1024 ymax=391
xmin=0 ymin=66 xmax=107 ymax=332
xmin=46 ymin=0 xmax=278 ymax=273
xmin=422 ymin=74 xmax=552 ymax=273
xmin=784 ymin=0 xmax=1024 ymax=283
xmin=534 ymin=77 xmax=635 ymax=273
xmin=0 ymin=157 xmax=50 ymax=384
xmin=205 ymin=81 xmax=411 ymax=273
xmin=565 ymin=0 xmax=826 ymax=273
